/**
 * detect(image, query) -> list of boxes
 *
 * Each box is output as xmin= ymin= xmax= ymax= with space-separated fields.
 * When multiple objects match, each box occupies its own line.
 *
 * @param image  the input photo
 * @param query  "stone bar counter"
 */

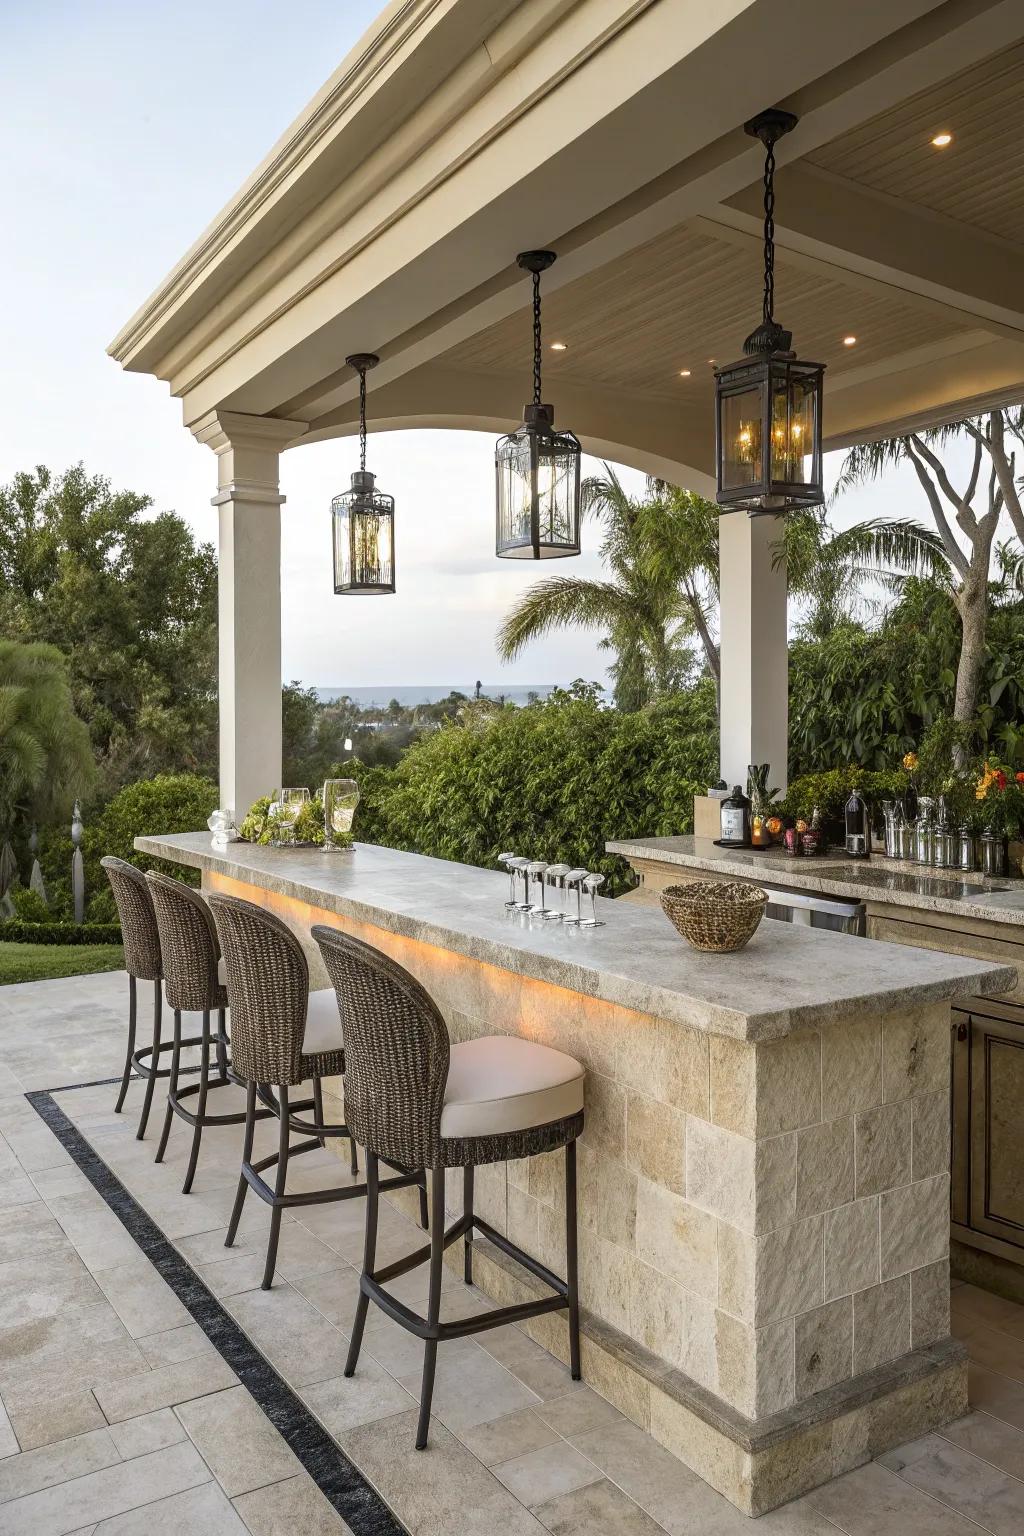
xmin=137 ymin=833 xmax=1016 ymax=1516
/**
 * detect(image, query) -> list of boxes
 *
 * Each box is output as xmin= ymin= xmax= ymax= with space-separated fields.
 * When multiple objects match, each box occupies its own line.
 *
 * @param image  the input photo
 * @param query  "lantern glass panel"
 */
xmin=720 ymin=382 xmax=764 ymax=493
xmin=770 ymin=367 xmax=816 ymax=487
xmin=331 ymin=480 xmax=395 ymax=593
xmin=496 ymin=422 xmax=581 ymax=558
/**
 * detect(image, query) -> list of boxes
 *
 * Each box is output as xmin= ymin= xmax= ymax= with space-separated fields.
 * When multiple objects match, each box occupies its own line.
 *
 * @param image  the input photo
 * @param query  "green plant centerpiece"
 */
xmin=238 ymin=794 xmax=353 ymax=851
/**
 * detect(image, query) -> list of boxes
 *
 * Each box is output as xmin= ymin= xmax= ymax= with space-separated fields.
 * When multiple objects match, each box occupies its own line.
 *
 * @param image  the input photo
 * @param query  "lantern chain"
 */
xmin=532 ymin=269 xmax=543 ymax=407
xmin=358 ymin=365 xmax=367 ymax=473
xmin=762 ymin=135 xmax=776 ymax=329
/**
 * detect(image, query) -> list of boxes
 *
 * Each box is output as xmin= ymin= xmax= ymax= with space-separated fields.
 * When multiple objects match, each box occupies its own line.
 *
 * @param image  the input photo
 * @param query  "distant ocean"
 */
xmin=315 ymin=684 xmax=560 ymax=708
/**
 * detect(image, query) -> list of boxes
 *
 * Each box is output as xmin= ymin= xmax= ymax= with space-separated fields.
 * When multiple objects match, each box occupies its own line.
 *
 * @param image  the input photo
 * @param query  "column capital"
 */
xmin=191 ymin=410 xmax=308 ymax=505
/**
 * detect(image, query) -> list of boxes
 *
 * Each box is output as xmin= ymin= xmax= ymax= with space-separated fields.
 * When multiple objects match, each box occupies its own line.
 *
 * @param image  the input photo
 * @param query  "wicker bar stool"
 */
xmin=101 ymin=857 xmax=167 ymax=1139
xmin=208 ymin=892 xmax=428 ymax=1291
xmin=146 ymin=871 xmax=246 ymax=1194
xmin=312 ymin=923 xmax=585 ymax=1451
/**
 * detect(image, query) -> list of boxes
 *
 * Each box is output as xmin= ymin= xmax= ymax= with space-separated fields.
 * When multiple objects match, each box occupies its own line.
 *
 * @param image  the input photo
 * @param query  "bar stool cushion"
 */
xmin=440 ymin=1035 xmax=584 ymax=1139
xmin=218 ymin=957 xmax=227 ymax=987
xmin=303 ymin=989 xmax=345 ymax=1057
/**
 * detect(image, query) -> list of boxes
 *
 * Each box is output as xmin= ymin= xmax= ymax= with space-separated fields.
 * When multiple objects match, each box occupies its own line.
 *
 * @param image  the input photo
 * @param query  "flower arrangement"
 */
xmin=975 ymin=762 xmax=1024 ymax=838
xmin=238 ymin=795 xmax=353 ymax=850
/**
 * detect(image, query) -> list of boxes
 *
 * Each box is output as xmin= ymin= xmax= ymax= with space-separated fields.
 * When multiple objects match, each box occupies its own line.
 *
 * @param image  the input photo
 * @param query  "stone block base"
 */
xmin=464 ymin=1233 xmax=967 ymax=1517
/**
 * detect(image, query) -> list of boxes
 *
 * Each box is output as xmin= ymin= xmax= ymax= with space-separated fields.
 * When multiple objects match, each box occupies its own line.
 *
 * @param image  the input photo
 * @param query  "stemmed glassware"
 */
xmin=562 ymin=868 xmax=589 ymax=924
xmin=579 ymin=872 xmax=606 ymax=926
xmin=498 ymin=852 xmax=519 ymax=909
xmin=278 ymin=787 xmax=310 ymax=836
xmin=545 ymin=864 xmax=570 ymax=919
xmin=528 ymin=861 xmax=558 ymax=916
xmin=322 ymin=778 xmax=359 ymax=849
xmin=508 ymin=856 xmax=533 ymax=912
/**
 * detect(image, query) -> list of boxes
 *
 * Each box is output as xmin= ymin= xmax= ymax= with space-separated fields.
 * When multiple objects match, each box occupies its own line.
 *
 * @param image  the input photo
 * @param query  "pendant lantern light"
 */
xmin=714 ymin=110 xmax=825 ymax=514
xmin=331 ymin=354 xmax=395 ymax=593
xmin=495 ymin=251 xmax=581 ymax=559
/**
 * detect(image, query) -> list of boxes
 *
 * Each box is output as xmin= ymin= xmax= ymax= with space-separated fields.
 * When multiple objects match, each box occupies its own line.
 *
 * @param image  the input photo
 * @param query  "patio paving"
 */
xmin=0 ymin=970 xmax=1021 ymax=1534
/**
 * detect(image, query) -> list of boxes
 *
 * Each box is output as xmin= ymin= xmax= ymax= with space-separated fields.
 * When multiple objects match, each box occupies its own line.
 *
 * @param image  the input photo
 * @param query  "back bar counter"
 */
xmin=137 ymin=833 xmax=1016 ymax=1516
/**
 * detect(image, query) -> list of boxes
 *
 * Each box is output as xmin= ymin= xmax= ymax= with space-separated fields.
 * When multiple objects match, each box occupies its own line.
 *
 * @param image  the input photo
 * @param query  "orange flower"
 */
xmin=902 ymin=752 xmax=918 ymax=772
xmin=1016 ymin=772 xmax=1024 ymax=785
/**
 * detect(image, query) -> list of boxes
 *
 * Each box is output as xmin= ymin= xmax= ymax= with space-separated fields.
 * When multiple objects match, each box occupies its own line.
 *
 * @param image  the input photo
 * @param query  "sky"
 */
xmin=0 ymin=1 xmax=1003 ymax=693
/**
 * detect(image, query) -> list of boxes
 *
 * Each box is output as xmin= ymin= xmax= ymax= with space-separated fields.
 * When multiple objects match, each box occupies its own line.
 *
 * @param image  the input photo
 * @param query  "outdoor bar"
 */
xmin=138 ymin=830 xmax=1014 ymax=1514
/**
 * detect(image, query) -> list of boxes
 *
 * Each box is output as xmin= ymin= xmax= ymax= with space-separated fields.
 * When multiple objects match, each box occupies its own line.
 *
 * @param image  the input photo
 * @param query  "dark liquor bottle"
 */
xmin=719 ymin=786 xmax=750 ymax=847
xmin=845 ymin=788 xmax=870 ymax=859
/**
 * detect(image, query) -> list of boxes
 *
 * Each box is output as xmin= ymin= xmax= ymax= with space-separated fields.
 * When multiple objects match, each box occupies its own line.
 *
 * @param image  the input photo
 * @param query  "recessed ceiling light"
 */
xmin=842 ymin=335 xmax=857 ymax=347
xmin=706 ymin=358 xmax=717 ymax=366
xmin=550 ymin=341 xmax=567 ymax=351
xmin=931 ymin=131 xmax=953 ymax=148
xmin=679 ymin=368 xmax=691 ymax=377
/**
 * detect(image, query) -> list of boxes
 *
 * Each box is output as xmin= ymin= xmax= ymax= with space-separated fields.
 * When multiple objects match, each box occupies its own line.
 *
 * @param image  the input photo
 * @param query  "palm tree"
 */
xmin=778 ymin=507 xmax=949 ymax=642
xmin=834 ymin=409 xmax=1024 ymax=728
xmin=0 ymin=640 xmax=94 ymax=891
xmin=496 ymin=470 xmax=717 ymax=711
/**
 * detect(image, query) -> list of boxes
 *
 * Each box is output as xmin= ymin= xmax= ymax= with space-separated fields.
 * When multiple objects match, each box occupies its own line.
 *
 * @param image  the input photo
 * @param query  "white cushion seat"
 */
xmin=303 ymin=988 xmax=345 ymax=1057
xmin=217 ymin=956 xmax=227 ymax=987
xmin=439 ymin=1035 xmax=584 ymax=1139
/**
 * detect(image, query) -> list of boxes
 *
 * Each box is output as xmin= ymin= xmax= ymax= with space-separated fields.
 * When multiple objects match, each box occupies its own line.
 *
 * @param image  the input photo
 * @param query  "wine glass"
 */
xmin=323 ymin=779 xmax=359 ymax=849
xmin=498 ymin=852 xmax=519 ymax=909
xmin=545 ymin=864 xmax=570 ymax=920
xmin=562 ymin=868 xmax=588 ymax=924
xmin=527 ymin=861 xmax=551 ymax=915
xmin=509 ymin=857 xmax=533 ymax=912
xmin=278 ymin=787 xmax=310 ymax=835
xmin=579 ymin=872 xmax=606 ymax=927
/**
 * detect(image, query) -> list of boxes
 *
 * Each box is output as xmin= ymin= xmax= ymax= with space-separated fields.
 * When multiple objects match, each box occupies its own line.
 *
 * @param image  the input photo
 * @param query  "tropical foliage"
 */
xmin=351 ymin=682 xmax=718 ymax=894
xmin=497 ymin=471 xmax=719 ymax=711
xmin=0 ymin=465 xmax=218 ymax=792
xmin=0 ymin=641 xmax=93 ymax=861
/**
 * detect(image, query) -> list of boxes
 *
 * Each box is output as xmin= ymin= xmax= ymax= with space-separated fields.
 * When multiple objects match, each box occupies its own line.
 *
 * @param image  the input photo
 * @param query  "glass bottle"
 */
xmin=844 ymin=789 xmax=870 ymax=859
xmin=719 ymin=785 xmax=750 ymax=847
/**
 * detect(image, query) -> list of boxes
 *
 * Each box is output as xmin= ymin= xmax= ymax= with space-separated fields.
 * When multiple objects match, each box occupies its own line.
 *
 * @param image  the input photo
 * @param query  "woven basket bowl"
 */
xmin=659 ymin=880 xmax=767 ymax=953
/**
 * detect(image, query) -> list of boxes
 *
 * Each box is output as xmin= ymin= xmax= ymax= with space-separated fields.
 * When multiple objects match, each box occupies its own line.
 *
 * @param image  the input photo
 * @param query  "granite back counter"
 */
xmin=138 ymin=833 xmax=1017 ymax=1516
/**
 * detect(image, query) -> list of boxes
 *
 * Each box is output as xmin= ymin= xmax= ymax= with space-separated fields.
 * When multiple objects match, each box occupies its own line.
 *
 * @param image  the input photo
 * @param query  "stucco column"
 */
xmin=718 ymin=512 xmax=789 ymax=792
xmin=191 ymin=411 xmax=306 ymax=818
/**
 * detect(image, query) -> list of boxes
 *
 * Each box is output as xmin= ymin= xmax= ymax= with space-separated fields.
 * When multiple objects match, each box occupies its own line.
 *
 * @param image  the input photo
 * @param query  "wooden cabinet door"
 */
xmin=968 ymin=1004 xmax=1024 ymax=1252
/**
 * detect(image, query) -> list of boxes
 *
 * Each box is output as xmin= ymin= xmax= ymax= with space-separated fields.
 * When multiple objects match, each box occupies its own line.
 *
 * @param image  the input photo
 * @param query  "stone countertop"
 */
xmin=606 ymin=835 xmax=1024 ymax=929
xmin=135 ymin=833 xmax=1016 ymax=1044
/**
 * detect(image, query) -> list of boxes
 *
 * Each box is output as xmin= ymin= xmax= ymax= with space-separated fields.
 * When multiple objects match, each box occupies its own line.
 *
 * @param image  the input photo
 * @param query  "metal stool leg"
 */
xmin=345 ymin=1151 xmax=378 ymax=1378
xmin=154 ymin=1009 xmax=182 ymax=1164
xmin=181 ymin=1009 xmax=211 ymax=1195
xmin=136 ymin=981 xmax=162 ymax=1140
xmin=416 ymin=1164 xmax=446 ymax=1450
xmin=262 ymin=1085 xmax=290 ymax=1289
xmin=114 ymin=975 xmax=137 ymax=1115
xmin=349 ymin=1133 xmax=359 ymax=1177
xmin=313 ymin=1077 xmax=326 ymax=1149
xmin=215 ymin=1006 xmax=228 ymax=1083
xmin=566 ymin=1139 xmax=581 ymax=1380
xmin=226 ymin=1080 xmax=257 ymax=1247
xmin=463 ymin=1165 xmax=474 ymax=1284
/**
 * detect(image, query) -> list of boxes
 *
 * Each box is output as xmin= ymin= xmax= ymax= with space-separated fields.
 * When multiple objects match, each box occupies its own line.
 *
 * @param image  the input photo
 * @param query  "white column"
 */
xmin=192 ymin=411 xmax=306 ymax=818
xmin=718 ymin=512 xmax=789 ymax=792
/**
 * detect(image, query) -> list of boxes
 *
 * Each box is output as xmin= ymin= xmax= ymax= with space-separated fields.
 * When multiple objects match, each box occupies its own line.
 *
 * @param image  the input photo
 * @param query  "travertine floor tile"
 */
xmin=232 ymin=1473 xmax=353 ymax=1535
xmin=7 ymin=1391 xmax=106 ymax=1453
xmin=340 ymin=1409 xmax=546 ymax=1535
xmin=136 ymin=1322 xmax=217 ymax=1368
xmin=963 ymin=1322 xmax=1024 ymax=1385
xmin=805 ymin=1459 xmax=986 ymax=1534
xmin=301 ymin=1366 xmax=416 ymax=1434
xmin=94 ymin=1354 xmax=237 ymax=1422
xmin=456 ymin=1406 xmax=561 ymax=1467
xmin=493 ymin=1439 xmax=603 ymax=1506
xmin=0 ymin=1441 xmax=211 ymax=1536
xmin=106 ymin=1408 xmax=186 ymax=1460
xmin=0 ymin=1427 xmax=119 ymax=1503
xmin=939 ymin=1411 xmax=1024 ymax=1479
xmin=897 ymin=1435 xmax=1024 ymax=1534
xmin=92 ymin=1259 xmax=190 ymax=1339
xmin=533 ymin=1476 xmax=665 ymax=1535
xmin=224 ymin=1286 xmax=352 ymax=1387
xmin=91 ymin=1480 xmax=248 ymax=1534
xmin=536 ymin=1387 xmax=624 ymax=1440
xmin=175 ymin=1385 xmax=302 ymax=1497
xmin=396 ymin=1339 xmax=540 ymax=1433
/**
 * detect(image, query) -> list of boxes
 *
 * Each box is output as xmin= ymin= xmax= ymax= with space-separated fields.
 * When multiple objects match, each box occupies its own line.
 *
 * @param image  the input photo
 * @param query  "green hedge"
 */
xmin=349 ymin=682 xmax=718 ymax=895
xmin=0 ymin=920 xmax=123 ymax=946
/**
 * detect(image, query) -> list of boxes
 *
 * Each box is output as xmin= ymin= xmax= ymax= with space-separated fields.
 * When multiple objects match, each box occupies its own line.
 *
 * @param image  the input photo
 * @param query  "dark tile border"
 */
xmin=27 ymin=1079 xmax=406 ymax=1536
